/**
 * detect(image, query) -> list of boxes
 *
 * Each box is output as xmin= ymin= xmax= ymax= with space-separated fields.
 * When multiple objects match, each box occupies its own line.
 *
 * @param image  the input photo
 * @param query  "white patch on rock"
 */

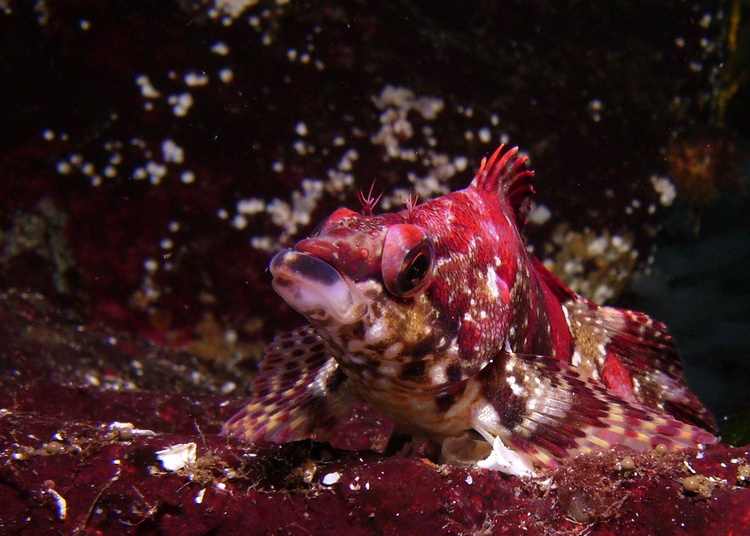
xmin=156 ymin=442 xmax=197 ymax=472
xmin=476 ymin=436 xmax=537 ymax=477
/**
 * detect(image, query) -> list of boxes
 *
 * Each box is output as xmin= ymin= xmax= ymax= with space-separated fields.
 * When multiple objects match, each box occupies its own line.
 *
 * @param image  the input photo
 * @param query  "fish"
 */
xmin=223 ymin=145 xmax=717 ymax=475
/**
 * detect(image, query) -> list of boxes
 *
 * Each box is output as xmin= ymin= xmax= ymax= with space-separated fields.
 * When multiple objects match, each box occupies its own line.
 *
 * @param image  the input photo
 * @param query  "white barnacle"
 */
xmin=322 ymin=472 xmax=341 ymax=485
xmin=236 ymin=197 xmax=265 ymax=215
xmin=156 ymin=442 xmax=197 ymax=472
xmin=211 ymin=41 xmax=230 ymax=55
xmin=184 ymin=72 xmax=209 ymax=87
xmin=135 ymin=74 xmax=160 ymax=99
xmin=219 ymin=68 xmax=234 ymax=84
xmin=169 ymin=92 xmax=194 ymax=117
xmin=161 ymin=139 xmax=184 ymax=163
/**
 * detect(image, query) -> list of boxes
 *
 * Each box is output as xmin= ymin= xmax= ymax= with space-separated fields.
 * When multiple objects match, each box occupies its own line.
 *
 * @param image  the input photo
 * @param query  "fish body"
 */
xmin=224 ymin=146 xmax=717 ymax=475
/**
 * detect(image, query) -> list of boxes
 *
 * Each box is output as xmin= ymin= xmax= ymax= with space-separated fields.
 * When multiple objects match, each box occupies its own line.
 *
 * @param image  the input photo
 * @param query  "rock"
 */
xmin=1 ymin=290 xmax=750 ymax=534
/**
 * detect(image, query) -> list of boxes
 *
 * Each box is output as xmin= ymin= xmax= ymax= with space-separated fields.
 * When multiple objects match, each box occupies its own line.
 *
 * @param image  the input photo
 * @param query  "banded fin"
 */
xmin=222 ymin=325 xmax=357 ymax=444
xmin=472 ymin=145 xmax=535 ymax=228
xmin=533 ymin=258 xmax=717 ymax=433
xmin=470 ymin=351 xmax=717 ymax=472
xmin=565 ymin=300 xmax=717 ymax=433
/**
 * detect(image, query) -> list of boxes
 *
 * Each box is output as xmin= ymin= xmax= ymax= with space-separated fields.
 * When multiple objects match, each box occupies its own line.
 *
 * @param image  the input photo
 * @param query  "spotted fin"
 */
xmin=566 ymin=300 xmax=718 ymax=433
xmin=222 ymin=325 xmax=357 ymax=444
xmin=471 ymin=351 xmax=717 ymax=471
xmin=533 ymin=258 xmax=717 ymax=434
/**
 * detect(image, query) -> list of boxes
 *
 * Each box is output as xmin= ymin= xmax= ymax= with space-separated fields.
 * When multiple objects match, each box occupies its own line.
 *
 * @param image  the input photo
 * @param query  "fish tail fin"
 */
xmin=565 ymin=300 xmax=718 ymax=434
xmin=533 ymin=257 xmax=717 ymax=434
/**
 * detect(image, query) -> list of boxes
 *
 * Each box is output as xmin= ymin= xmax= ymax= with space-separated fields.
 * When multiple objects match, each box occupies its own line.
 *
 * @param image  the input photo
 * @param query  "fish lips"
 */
xmin=270 ymin=249 xmax=364 ymax=324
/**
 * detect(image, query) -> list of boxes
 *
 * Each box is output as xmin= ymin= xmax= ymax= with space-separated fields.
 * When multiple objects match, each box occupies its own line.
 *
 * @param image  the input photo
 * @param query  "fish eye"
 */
xmin=399 ymin=246 xmax=432 ymax=293
xmin=382 ymin=224 xmax=434 ymax=297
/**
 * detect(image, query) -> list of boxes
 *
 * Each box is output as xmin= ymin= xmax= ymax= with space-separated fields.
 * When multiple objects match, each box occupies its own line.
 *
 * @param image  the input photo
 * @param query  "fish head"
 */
xmin=270 ymin=146 xmax=535 ymax=390
xmin=270 ymin=206 xmax=447 ymax=388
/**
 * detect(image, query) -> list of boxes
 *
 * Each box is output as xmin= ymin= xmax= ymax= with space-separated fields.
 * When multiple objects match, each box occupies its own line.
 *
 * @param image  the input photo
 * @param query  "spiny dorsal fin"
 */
xmin=472 ymin=145 xmax=535 ymax=228
xmin=222 ymin=325 xmax=358 ymax=444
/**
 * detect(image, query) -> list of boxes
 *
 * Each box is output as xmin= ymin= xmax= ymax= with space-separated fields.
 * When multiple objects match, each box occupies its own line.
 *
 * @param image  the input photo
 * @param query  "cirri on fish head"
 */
xmin=223 ymin=145 xmax=717 ymax=476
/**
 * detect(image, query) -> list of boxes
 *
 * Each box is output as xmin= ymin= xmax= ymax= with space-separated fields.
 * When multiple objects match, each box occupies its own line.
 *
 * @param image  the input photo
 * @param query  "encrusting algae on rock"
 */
xmin=224 ymin=145 xmax=717 ymax=476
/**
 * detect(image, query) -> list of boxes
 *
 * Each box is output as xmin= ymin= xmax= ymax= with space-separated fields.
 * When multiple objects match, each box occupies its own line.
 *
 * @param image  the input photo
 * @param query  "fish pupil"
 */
xmin=406 ymin=253 xmax=428 ymax=284
xmin=400 ymin=250 xmax=430 ymax=293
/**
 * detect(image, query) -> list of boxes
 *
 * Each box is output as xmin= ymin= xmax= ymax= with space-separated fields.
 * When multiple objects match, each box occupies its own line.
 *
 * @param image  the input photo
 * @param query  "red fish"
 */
xmin=223 ymin=145 xmax=717 ymax=475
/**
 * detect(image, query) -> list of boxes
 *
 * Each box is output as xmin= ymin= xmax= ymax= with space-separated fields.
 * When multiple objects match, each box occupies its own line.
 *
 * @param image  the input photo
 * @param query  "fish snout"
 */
xmin=270 ymin=249 xmax=364 ymax=324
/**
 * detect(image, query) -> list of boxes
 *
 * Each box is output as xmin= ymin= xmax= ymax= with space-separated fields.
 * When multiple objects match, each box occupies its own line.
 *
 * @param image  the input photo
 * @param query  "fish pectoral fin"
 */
xmin=469 ymin=352 xmax=717 ymax=471
xmin=564 ymin=299 xmax=718 ymax=434
xmin=222 ymin=325 xmax=357 ymax=444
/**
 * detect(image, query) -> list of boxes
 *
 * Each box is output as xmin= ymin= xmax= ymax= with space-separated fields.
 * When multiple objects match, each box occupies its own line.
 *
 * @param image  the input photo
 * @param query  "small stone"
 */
xmin=682 ymin=475 xmax=701 ymax=493
xmin=321 ymin=472 xmax=341 ymax=485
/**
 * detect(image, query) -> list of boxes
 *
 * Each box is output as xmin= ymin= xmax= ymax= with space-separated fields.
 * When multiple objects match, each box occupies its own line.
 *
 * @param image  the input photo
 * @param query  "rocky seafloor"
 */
xmin=1 ymin=0 xmax=749 ymax=533
xmin=2 ymin=288 xmax=750 ymax=535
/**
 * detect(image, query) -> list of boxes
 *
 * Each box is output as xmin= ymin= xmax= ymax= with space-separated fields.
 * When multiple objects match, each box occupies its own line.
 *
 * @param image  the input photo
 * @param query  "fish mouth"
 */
xmin=270 ymin=249 xmax=364 ymax=325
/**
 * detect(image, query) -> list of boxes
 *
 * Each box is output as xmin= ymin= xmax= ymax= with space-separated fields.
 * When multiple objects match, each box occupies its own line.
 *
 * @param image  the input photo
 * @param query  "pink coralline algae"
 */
xmin=1 ymin=290 xmax=750 ymax=535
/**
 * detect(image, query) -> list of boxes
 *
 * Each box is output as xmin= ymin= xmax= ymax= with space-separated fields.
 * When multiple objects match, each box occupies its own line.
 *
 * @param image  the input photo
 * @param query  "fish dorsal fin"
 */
xmin=222 ymin=325 xmax=358 ymax=444
xmin=472 ymin=145 xmax=535 ymax=228
xmin=532 ymin=256 xmax=577 ymax=302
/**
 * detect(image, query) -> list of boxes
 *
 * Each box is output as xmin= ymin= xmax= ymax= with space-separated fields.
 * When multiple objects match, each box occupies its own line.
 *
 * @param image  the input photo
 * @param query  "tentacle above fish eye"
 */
xmin=358 ymin=181 xmax=383 ymax=216
xmin=405 ymin=190 xmax=420 ymax=212
xmin=381 ymin=223 xmax=435 ymax=297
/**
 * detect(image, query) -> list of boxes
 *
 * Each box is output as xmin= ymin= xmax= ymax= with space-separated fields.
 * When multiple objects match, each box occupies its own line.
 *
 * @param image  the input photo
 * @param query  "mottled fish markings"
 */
xmin=223 ymin=145 xmax=717 ymax=475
